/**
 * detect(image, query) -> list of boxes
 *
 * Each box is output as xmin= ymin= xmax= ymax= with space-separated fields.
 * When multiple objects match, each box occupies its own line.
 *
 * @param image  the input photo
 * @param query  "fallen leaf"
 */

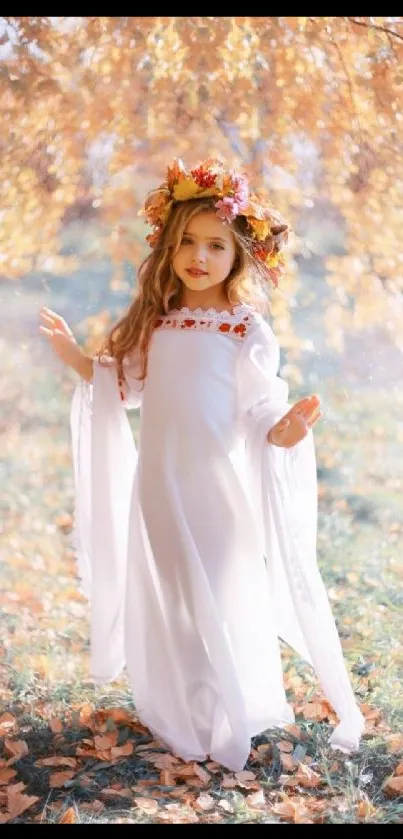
xmin=35 ymin=756 xmax=77 ymax=768
xmin=159 ymin=769 xmax=176 ymax=786
xmin=357 ymin=798 xmax=378 ymax=819
xmin=49 ymin=770 xmax=76 ymax=788
xmin=395 ymin=761 xmax=403 ymax=776
xmin=218 ymin=799 xmax=233 ymax=813
xmin=58 ymin=807 xmax=77 ymax=823
xmin=78 ymin=704 xmax=94 ymax=726
xmin=108 ymin=708 xmax=133 ymax=725
xmin=280 ymin=753 xmax=295 ymax=772
xmin=49 ymin=718 xmax=63 ymax=734
xmin=111 ymin=741 xmax=134 ymax=759
xmin=101 ymin=787 xmax=132 ymax=798
xmin=134 ymin=797 xmax=159 ymax=815
xmin=301 ymin=701 xmax=328 ymax=721
xmin=284 ymin=724 xmax=302 ymax=738
xmin=295 ymin=763 xmax=322 ymax=788
xmin=384 ymin=775 xmax=403 ymax=796
xmin=192 ymin=764 xmax=211 ymax=786
xmin=221 ymin=774 xmax=236 ymax=789
xmin=0 ymin=786 xmax=39 ymax=822
xmin=385 ymin=734 xmax=403 ymax=754
xmin=0 ymin=714 xmax=16 ymax=736
xmin=94 ymin=732 xmax=118 ymax=750
xmin=194 ymin=793 xmax=215 ymax=811
xmin=277 ymin=740 xmax=293 ymax=753
xmin=0 ymin=768 xmax=17 ymax=786
xmin=246 ymin=789 xmax=265 ymax=809
xmin=4 ymin=740 xmax=29 ymax=761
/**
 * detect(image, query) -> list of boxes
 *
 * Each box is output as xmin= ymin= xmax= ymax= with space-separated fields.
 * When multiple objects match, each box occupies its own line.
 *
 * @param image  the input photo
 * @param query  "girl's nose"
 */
xmin=191 ymin=251 xmax=207 ymax=263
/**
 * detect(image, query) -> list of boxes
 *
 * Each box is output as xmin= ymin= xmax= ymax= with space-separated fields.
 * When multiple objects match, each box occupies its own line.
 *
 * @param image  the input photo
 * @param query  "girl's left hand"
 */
xmin=268 ymin=395 xmax=322 ymax=448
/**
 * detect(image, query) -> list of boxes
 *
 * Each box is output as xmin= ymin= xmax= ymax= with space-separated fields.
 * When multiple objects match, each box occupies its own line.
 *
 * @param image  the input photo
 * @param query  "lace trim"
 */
xmin=154 ymin=303 xmax=254 ymax=340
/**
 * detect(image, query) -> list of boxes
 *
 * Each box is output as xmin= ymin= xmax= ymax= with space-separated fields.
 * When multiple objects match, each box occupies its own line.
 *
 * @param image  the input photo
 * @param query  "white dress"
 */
xmin=70 ymin=303 xmax=365 ymax=771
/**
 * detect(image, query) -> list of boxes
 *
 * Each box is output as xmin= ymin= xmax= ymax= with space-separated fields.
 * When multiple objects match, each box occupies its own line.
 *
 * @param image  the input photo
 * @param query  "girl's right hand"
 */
xmin=39 ymin=306 xmax=81 ymax=368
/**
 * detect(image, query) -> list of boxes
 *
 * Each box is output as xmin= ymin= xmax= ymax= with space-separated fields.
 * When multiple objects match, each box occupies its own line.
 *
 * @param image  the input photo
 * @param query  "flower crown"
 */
xmin=140 ymin=158 xmax=289 ymax=287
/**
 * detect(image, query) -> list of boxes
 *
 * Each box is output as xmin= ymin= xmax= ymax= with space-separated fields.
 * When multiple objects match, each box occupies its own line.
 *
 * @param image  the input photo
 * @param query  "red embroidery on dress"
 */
xmin=153 ymin=304 xmax=253 ymax=340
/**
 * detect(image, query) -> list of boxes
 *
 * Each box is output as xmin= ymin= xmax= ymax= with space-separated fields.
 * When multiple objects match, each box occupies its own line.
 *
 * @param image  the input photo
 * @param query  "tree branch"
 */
xmin=347 ymin=16 xmax=403 ymax=44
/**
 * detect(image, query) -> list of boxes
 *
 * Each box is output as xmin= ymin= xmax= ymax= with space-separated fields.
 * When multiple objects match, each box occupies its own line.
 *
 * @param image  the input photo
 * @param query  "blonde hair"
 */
xmin=99 ymin=197 xmax=272 ymax=384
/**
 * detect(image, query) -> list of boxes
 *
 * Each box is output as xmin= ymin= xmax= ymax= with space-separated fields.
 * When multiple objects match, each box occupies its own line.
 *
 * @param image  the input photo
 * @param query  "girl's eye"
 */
xmin=211 ymin=243 xmax=224 ymax=250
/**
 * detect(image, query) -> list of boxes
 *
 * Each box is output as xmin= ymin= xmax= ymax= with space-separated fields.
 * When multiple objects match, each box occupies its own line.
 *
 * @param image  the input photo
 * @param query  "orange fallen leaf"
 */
xmin=94 ymin=732 xmax=118 ymax=750
xmin=4 ymin=739 xmax=29 ymax=762
xmin=301 ymin=701 xmax=328 ymax=721
xmin=192 ymin=764 xmax=211 ymax=786
xmin=284 ymin=724 xmax=302 ymax=738
xmin=246 ymin=789 xmax=265 ymax=809
xmin=0 ymin=768 xmax=17 ymax=786
xmin=221 ymin=774 xmax=236 ymax=789
xmin=395 ymin=761 xmax=403 ymax=776
xmin=295 ymin=763 xmax=322 ymax=788
xmin=0 ymin=714 xmax=16 ymax=736
xmin=385 ymin=733 xmax=403 ymax=754
xmin=277 ymin=740 xmax=293 ymax=753
xmin=111 ymin=741 xmax=134 ymax=759
xmin=159 ymin=769 xmax=176 ymax=786
xmin=49 ymin=718 xmax=63 ymax=734
xmin=134 ymin=797 xmax=159 ymax=815
xmin=58 ymin=807 xmax=77 ymax=823
xmin=272 ymin=794 xmax=314 ymax=824
xmin=280 ymin=753 xmax=295 ymax=772
xmin=49 ymin=770 xmax=76 ymax=788
xmin=218 ymin=798 xmax=233 ymax=813
xmin=78 ymin=704 xmax=94 ymax=726
xmin=0 ymin=785 xmax=39 ymax=822
xmin=384 ymin=775 xmax=403 ymax=796
xmin=357 ymin=798 xmax=378 ymax=819
xmin=108 ymin=708 xmax=133 ymax=725
xmin=194 ymin=793 xmax=215 ymax=812
xmin=36 ymin=757 xmax=77 ymax=768
xmin=101 ymin=787 xmax=132 ymax=798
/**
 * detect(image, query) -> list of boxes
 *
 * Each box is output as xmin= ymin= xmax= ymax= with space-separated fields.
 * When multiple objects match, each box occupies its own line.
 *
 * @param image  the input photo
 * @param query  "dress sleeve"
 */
xmin=69 ymin=355 xmax=138 ymax=684
xmin=237 ymin=319 xmax=365 ymax=753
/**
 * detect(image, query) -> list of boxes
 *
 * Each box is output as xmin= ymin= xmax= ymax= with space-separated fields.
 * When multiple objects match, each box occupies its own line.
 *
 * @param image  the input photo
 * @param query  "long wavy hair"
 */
xmin=98 ymin=197 xmax=274 ymax=385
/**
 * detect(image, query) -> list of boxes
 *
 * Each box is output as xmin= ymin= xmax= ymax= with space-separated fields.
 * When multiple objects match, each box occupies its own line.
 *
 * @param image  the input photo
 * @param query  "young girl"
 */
xmin=39 ymin=158 xmax=364 ymax=772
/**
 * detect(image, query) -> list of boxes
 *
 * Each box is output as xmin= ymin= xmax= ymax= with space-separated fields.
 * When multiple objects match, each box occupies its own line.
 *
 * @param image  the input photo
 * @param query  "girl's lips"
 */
xmin=186 ymin=269 xmax=208 ymax=276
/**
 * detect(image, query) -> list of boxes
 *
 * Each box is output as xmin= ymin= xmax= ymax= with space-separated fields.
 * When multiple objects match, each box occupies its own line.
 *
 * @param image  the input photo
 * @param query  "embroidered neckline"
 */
xmin=170 ymin=302 xmax=245 ymax=319
xmin=154 ymin=303 xmax=254 ymax=341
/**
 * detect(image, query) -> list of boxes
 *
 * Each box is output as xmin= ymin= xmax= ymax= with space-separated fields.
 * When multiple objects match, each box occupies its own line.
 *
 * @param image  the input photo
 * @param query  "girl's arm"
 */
xmin=39 ymin=306 xmax=93 ymax=382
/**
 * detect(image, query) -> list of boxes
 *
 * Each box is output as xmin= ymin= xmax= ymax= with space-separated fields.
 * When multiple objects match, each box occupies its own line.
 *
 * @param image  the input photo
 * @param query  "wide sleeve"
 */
xmin=237 ymin=319 xmax=365 ymax=753
xmin=69 ymin=352 xmax=140 ymax=684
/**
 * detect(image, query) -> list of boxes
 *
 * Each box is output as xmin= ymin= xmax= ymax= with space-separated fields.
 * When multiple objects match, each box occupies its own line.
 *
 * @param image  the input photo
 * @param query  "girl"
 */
xmin=39 ymin=158 xmax=364 ymax=772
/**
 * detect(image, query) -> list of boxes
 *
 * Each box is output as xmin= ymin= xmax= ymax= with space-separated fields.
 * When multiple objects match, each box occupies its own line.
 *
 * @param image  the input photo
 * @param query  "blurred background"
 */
xmin=0 ymin=17 xmax=402 ymax=823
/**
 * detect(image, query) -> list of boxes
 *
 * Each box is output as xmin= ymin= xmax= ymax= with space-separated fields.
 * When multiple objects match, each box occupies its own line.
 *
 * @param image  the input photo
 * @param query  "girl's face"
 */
xmin=172 ymin=210 xmax=236 ymax=294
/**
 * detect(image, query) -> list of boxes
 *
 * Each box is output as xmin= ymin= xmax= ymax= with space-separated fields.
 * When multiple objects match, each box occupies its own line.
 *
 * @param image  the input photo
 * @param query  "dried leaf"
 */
xmin=49 ymin=770 xmax=76 ymax=788
xmin=58 ymin=807 xmax=77 ymax=823
xmin=0 ymin=768 xmax=17 ymax=786
xmin=49 ymin=718 xmax=63 ymax=734
xmin=246 ymin=789 xmax=265 ymax=809
xmin=134 ymin=796 xmax=159 ymax=815
xmin=384 ymin=775 xmax=403 ymax=796
xmin=35 ymin=756 xmax=77 ymax=768
xmin=4 ymin=740 xmax=29 ymax=761
xmin=194 ymin=793 xmax=215 ymax=811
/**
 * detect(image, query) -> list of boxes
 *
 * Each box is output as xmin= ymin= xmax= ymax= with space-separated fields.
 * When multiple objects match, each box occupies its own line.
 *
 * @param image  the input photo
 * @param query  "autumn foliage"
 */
xmin=1 ymin=16 xmax=402 ymax=350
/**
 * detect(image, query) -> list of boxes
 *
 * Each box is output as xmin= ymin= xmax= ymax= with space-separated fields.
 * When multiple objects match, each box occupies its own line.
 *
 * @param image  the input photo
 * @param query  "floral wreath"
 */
xmin=140 ymin=158 xmax=289 ymax=287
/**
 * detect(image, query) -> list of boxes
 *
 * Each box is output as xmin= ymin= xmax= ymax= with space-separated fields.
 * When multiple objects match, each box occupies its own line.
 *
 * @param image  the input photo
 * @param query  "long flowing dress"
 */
xmin=70 ymin=303 xmax=365 ymax=771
